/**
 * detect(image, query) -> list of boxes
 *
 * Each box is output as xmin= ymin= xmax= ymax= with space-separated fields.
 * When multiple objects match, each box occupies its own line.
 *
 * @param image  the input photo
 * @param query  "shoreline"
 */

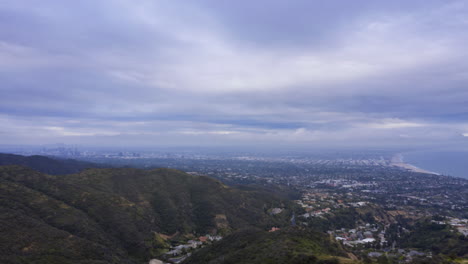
xmin=391 ymin=154 xmax=440 ymax=175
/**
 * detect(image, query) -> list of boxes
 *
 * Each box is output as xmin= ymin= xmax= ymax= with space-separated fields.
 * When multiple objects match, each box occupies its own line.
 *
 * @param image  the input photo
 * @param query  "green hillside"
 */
xmin=0 ymin=165 xmax=294 ymax=263
xmin=185 ymin=227 xmax=355 ymax=264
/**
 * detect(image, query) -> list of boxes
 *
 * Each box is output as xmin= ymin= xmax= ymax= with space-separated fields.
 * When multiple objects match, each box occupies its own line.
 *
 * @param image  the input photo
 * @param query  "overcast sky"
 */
xmin=1 ymin=0 xmax=468 ymax=149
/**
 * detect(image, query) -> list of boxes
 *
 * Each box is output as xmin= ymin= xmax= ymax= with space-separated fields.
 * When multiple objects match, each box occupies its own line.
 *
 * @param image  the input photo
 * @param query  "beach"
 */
xmin=391 ymin=154 xmax=440 ymax=175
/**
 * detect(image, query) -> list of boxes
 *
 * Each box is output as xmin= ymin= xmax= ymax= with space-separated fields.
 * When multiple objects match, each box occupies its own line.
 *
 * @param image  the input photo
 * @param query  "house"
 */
xmin=368 ymin=252 xmax=382 ymax=258
xmin=362 ymin=238 xmax=376 ymax=243
xmin=271 ymin=208 xmax=283 ymax=215
xmin=269 ymin=227 xmax=280 ymax=232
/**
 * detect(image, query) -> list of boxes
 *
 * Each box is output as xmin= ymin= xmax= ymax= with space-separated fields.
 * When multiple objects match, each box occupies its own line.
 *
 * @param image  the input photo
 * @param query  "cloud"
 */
xmin=0 ymin=0 xmax=467 ymax=149
xmin=0 ymin=41 xmax=74 ymax=70
xmin=95 ymin=2 xmax=459 ymax=95
xmin=360 ymin=119 xmax=427 ymax=129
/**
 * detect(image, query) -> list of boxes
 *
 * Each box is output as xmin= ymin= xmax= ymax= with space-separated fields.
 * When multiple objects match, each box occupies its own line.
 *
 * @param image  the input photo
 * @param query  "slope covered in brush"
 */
xmin=0 ymin=165 xmax=293 ymax=264
xmin=185 ymin=227 xmax=355 ymax=264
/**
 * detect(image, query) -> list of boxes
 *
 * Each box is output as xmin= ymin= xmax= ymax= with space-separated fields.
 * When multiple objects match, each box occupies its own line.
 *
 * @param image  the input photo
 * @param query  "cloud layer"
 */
xmin=1 ymin=0 xmax=468 ymax=149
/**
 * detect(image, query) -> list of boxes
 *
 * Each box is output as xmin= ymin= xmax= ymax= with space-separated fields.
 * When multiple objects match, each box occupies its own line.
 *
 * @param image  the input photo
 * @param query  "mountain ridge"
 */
xmin=0 ymin=164 xmax=294 ymax=263
xmin=0 ymin=153 xmax=103 ymax=175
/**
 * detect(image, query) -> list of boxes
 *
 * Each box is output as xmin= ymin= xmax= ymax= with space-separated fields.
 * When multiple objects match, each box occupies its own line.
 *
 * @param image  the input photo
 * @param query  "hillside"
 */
xmin=0 ymin=153 xmax=102 ymax=175
xmin=0 ymin=165 xmax=294 ymax=263
xmin=185 ymin=227 xmax=355 ymax=264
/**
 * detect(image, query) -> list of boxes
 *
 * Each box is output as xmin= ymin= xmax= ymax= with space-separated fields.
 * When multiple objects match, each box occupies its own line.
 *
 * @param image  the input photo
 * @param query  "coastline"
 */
xmin=391 ymin=154 xmax=440 ymax=175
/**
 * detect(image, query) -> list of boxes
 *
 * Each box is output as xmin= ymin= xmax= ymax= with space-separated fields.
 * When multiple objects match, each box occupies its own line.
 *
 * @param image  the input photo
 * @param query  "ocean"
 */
xmin=402 ymin=150 xmax=468 ymax=179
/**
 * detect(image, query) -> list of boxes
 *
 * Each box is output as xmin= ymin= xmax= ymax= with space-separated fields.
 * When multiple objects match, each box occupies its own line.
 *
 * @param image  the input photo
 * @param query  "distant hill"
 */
xmin=0 ymin=153 xmax=103 ymax=175
xmin=0 ymin=165 xmax=294 ymax=264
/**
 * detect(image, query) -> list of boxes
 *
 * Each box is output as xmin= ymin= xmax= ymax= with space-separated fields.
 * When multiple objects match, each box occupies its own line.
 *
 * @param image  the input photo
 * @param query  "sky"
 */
xmin=1 ymin=0 xmax=468 ymax=149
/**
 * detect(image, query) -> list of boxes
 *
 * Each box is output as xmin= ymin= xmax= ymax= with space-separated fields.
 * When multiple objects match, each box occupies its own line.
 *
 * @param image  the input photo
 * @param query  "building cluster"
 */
xmin=433 ymin=217 xmax=468 ymax=236
xmin=329 ymin=224 xmax=385 ymax=247
xmin=163 ymin=235 xmax=222 ymax=263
